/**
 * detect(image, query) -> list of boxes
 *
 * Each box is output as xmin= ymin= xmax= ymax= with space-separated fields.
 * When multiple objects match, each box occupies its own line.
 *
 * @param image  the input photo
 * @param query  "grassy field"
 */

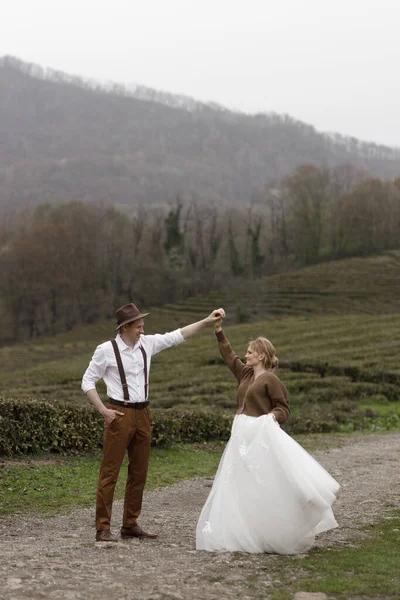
xmin=269 ymin=512 xmax=400 ymax=599
xmin=0 ymin=433 xmax=347 ymax=517
xmin=1 ymin=313 xmax=400 ymax=429
xmin=0 ymin=443 xmax=225 ymax=517
xmin=1 ymin=252 xmax=400 ymax=431
xmin=166 ymin=250 xmax=400 ymax=320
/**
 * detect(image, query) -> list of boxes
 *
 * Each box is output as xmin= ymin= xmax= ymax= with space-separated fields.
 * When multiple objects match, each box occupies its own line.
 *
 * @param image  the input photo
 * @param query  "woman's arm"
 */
xmin=215 ymin=321 xmax=249 ymax=382
xmin=266 ymin=374 xmax=290 ymax=424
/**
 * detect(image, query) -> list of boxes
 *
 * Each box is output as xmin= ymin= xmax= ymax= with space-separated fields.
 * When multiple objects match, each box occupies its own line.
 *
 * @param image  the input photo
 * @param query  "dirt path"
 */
xmin=1 ymin=432 xmax=399 ymax=600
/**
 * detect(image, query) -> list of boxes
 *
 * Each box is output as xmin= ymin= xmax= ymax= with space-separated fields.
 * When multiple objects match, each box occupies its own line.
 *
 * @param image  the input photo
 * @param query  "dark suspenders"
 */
xmin=139 ymin=345 xmax=149 ymax=400
xmin=111 ymin=340 xmax=148 ymax=402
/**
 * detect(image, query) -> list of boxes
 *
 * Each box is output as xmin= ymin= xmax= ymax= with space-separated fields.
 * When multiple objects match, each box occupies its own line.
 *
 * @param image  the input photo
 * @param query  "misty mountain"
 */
xmin=1 ymin=55 xmax=400 ymax=213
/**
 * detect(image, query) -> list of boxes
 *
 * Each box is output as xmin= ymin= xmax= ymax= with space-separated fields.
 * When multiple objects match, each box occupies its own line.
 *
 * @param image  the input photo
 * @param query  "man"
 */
xmin=81 ymin=302 xmax=225 ymax=542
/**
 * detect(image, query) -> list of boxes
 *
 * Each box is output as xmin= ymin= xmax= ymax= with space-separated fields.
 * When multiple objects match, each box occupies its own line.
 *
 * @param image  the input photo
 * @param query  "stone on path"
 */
xmin=294 ymin=593 xmax=328 ymax=600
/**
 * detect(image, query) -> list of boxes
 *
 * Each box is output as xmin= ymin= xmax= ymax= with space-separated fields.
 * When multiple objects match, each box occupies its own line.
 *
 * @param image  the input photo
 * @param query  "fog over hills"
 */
xmin=1 ymin=55 xmax=399 ymax=213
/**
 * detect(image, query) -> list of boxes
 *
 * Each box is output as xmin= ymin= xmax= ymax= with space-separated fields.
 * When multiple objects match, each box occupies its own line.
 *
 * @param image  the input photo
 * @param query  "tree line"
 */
xmin=1 ymin=164 xmax=399 ymax=344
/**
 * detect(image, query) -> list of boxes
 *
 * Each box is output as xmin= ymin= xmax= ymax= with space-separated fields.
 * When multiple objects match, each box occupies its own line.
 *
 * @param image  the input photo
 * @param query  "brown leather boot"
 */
xmin=120 ymin=525 xmax=158 ymax=539
xmin=95 ymin=530 xmax=118 ymax=542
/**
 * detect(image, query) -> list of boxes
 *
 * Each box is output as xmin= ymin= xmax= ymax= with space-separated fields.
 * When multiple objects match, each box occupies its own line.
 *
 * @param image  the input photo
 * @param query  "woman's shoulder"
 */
xmin=263 ymin=371 xmax=285 ymax=386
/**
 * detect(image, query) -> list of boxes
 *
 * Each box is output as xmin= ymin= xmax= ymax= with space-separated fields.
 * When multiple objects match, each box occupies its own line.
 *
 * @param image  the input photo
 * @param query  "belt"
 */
xmin=108 ymin=398 xmax=150 ymax=409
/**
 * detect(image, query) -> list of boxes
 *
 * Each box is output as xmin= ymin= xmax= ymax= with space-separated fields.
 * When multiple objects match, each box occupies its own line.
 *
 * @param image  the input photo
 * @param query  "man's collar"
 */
xmin=116 ymin=333 xmax=141 ymax=351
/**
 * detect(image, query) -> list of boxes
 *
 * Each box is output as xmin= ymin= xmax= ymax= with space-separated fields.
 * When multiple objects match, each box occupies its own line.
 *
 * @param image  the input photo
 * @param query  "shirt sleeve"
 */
xmin=81 ymin=345 xmax=107 ymax=393
xmin=143 ymin=328 xmax=185 ymax=356
xmin=266 ymin=374 xmax=290 ymax=424
xmin=215 ymin=329 xmax=251 ymax=382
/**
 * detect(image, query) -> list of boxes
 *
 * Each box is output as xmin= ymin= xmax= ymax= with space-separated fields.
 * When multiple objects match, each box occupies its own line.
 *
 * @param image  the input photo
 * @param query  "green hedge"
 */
xmin=0 ymin=397 xmax=233 ymax=457
xmin=1 ymin=396 xmax=397 ymax=457
xmin=0 ymin=398 xmax=103 ymax=456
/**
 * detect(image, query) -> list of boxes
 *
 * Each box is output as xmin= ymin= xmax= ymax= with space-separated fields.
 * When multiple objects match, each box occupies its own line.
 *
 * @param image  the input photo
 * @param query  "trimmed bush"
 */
xmin=0 ymin=397 xmax=103 ymax=456
xmin=0 ymin=394 xmax=395 ymax=457
xmin=0 ymin=397 xmax=233 ymax=457
xmin=152 ymin=409 xmax=232 ymax=445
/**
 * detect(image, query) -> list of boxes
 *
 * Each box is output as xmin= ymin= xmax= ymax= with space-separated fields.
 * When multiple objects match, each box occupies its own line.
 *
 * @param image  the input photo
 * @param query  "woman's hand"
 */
xmin=214 ymin=318 xmax=223 ymax=332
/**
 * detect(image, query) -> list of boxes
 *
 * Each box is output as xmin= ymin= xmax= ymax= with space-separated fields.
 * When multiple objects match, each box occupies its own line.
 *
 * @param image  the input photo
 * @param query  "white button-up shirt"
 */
xmin=81 ymin=329 xmax=185 ymax=403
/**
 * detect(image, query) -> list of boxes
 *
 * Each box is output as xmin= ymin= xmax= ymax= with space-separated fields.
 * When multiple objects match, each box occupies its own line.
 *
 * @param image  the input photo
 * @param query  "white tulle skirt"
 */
xmin=196 ymin=414 xmax=340 ymax=554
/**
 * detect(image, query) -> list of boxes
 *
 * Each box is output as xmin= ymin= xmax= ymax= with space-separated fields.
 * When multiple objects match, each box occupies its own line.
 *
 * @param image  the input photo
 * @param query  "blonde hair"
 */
xmin=248 ymin=337 xmax=278 ymax=370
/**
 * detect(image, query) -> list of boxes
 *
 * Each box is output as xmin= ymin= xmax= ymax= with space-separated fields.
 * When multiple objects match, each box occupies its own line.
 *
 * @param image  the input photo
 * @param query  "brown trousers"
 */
xmin=96 ymin=404 xmax=151 ymax=531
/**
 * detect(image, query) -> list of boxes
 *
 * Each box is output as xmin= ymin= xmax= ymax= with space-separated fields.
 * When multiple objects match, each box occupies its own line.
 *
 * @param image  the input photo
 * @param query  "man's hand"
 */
xmin=86 ymin=389 xmax=124 ymax=425
xmin=104 ymin=408 xmax=124 ymax=427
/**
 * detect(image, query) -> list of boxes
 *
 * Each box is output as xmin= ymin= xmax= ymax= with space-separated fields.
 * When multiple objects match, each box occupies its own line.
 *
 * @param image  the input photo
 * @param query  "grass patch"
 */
xmin=0 ymin=442 xmax=224 ymax=517
xmin=0 ymin=433 xmax=349 ymax=517
xmin=270 ymin=512 xmax=400 ymax=599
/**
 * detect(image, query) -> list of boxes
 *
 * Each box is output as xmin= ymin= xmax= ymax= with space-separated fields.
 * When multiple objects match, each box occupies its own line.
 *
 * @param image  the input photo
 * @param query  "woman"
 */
xmin=196 ymin=319 xmax=340 ymax=555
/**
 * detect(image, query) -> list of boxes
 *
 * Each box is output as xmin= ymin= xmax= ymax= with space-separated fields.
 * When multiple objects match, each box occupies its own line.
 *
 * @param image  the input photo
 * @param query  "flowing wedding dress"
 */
xmin=196 ymin=413 xmax=340 ymax=554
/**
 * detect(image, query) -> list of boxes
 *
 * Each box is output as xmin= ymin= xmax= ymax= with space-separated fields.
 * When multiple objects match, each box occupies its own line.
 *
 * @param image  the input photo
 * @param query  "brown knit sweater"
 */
xmin=216 ymin=330 xmax=290 ymax=424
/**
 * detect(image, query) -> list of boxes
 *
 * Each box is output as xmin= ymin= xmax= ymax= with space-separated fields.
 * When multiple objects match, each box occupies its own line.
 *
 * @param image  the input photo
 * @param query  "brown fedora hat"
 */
xmin=115 ymin=303 xmax=150 ymax=331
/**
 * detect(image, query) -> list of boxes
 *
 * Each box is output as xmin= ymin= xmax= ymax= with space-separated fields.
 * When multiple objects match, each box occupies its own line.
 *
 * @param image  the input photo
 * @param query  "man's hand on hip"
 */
xmin=104 ymin=408 xmax=124 ymax=427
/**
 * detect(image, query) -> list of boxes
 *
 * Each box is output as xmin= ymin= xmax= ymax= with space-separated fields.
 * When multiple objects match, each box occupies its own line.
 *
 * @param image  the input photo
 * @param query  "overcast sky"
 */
xmin=1 ymin=0 xmax=399 ymax=146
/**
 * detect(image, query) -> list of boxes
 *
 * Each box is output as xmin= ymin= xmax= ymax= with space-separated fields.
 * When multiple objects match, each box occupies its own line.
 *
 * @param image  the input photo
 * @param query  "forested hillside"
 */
xmin=1 ymin=167 xmax=400 ymax=345
xmin=1 ymin=55 xmax=400 ymax=213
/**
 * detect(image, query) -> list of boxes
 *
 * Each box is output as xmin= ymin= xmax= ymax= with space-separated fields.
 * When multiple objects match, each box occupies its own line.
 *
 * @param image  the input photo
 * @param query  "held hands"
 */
xmin=206 ymin=308 xmax=225 ymax=331
xmin=181 ymin=309 xmax=226 ymax=340
xmin=206 ymin=308 xmax=225 ymax=323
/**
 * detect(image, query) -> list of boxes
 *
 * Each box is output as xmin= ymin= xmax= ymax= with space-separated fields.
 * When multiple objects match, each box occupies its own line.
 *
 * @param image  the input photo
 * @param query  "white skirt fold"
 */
xmin=196 ymin=414 xmax=340 ymax=554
